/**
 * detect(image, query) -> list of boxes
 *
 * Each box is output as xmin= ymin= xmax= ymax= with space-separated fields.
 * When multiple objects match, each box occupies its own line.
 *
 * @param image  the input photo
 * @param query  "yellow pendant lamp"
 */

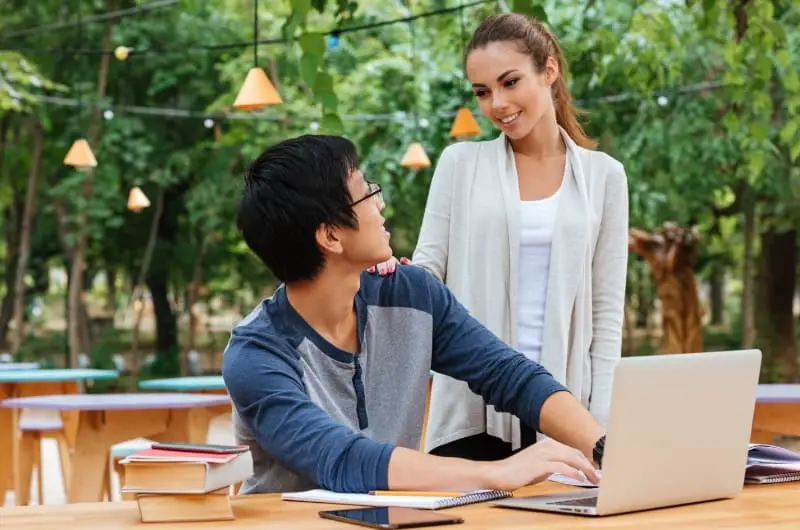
xmin=127 ymin=186 xmax=151 ymax=212
xmin=64 ymin=138 xmax=97 ymax=169
xmin=234 ymin=1 xmax=281 ymax=110
xmin=450 ymin=107 xmax=480 ymax=138
xmin=400 ymin=142 xmax=431 ymax=169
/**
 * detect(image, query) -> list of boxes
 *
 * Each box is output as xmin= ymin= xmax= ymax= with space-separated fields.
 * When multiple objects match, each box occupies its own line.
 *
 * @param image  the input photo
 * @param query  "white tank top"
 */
xmin=516 ymin=157 xmax=568 ymax=363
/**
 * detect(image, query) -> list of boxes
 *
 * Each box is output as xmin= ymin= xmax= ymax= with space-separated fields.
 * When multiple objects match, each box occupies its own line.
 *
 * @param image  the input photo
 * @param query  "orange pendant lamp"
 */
xmin=235 ymin=1 xmax=281 ymax=111
xmin=450 ymin=107 xmax=480 ymax=138
xmin=400 ymin=142 xmax=431 ymax=169
xmin=234 ymin=67 xmax=282 ymax=110
xmin=64 ymin=138 xmax=97 ymax=169
xmin=127 ymin=186 xmax=151 ymax=212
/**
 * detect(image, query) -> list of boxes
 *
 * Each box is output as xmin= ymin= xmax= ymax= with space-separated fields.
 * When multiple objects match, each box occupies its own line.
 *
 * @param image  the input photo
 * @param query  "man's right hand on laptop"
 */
xmin=488 ymin=438 xmax=600 ymax=491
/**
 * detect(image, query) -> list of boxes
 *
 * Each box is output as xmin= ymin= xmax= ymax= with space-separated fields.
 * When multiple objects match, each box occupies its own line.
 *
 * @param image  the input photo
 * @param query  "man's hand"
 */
xmin=387 ymin=439 xmax=599 ymax=493
xmin=486 ymin=438 xmax=600 ymax=491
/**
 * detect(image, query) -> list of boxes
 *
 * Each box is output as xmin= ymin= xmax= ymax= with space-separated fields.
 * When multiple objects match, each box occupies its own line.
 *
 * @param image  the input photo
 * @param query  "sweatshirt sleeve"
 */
xmin=423 ymin=268 xmax=568 ymax=431
xmin=222 ymin=326 xmax=393 ymax=493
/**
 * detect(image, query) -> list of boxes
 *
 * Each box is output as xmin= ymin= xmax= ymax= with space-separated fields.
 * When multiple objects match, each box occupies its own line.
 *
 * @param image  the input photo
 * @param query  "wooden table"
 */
xmin=0 ymin=369 xmax=119 ymax=499
xmin=0 ymin=482 xmax=798 ymax=528
xmin=1 ymin=392 xmax=230 ymax=504
xmin=751 ymin=384 xmax=800 ymax=443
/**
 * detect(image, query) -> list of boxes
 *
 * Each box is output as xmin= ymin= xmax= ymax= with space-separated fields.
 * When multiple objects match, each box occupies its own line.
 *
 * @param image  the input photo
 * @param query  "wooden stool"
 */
xmin=17 ymin=413 xmax=71 ymax=505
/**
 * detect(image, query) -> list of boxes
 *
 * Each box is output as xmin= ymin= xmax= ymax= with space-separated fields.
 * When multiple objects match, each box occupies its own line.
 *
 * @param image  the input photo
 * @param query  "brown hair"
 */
xmin=465 ymin=13 xmax=596 ymax=149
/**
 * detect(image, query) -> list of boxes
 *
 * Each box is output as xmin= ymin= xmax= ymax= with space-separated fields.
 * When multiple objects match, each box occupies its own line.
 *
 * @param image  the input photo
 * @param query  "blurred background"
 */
xmin=0 ymin=0 xmax=798 ymax=388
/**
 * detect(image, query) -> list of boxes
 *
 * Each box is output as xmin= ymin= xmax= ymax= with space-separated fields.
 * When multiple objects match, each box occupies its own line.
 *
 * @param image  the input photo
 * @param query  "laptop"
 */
xmin=493 ymin=349 xmax=762 ymax=516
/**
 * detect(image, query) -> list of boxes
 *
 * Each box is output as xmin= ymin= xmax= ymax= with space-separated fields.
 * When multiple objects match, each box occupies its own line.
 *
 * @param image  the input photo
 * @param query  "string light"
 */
xmin=0 ymin=0 xmax=494 ymax=58
xmin=35 ymin=81 xmax=726 ymax=125
xmin=114 ymin=46 xmax=130 ymax=61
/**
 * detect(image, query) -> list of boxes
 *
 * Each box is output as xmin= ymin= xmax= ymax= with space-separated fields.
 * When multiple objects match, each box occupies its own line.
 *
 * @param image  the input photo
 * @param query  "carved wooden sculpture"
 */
xmin=629 ymin=222 xmax=703 ymax=354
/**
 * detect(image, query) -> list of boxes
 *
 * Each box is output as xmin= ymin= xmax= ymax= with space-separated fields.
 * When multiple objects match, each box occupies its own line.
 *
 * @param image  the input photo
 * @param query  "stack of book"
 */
xmin=120 ymin=443 xmax=254 ymax=523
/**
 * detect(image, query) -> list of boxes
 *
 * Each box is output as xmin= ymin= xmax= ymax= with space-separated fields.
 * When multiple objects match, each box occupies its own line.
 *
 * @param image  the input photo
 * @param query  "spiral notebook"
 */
xmin=281 ymin=489 xmax=512 ymax=510
xmin=745 ymin=444 xmax=800 ymax=484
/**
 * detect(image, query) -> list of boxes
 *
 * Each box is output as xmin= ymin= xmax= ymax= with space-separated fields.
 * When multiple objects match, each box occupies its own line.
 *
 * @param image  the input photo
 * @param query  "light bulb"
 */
xmin=114 ymin=46 xmax=129 ymax=61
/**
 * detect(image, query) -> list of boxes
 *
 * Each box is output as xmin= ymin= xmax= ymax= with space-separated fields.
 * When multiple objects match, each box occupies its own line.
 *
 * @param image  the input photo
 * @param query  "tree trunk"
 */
xmin=130 ymin=188 xmax=165 ymax=374
xmin=0 ymin=197 xmax=23 ymax=349
xmin=741 ymin=201 xmax=757 ymax=348
xmin=629 ymin=223 xmax=704 ymax=354
xmin=147 ymin=273 xmax=179 ymax=376
xmin=654 ymin=268 xmax=704 ymax=354
xmin=66 ymin=8 xmax=117 ymax=367
xmin=0 ymin=115 xmax=16 ymax=348
xmin=11 ymin=121 xmax=44 ymax=354
xmin=709 ymin=263 xmax=725 ymax=326
xmin=634 ymin=262 xmax=652 ymax=328
xmin=757 ymin=229 xmax=797 ymax=382
xmin=105 ymin=266 xmax=117 ymax=313
xmin=186 ymin=238 xmax=208 ymax=351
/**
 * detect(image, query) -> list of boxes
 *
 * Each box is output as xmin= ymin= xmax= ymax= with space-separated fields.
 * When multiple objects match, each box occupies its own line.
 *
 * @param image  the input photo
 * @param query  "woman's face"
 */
xmin=465 ymin=41 xmax=557 ymax=141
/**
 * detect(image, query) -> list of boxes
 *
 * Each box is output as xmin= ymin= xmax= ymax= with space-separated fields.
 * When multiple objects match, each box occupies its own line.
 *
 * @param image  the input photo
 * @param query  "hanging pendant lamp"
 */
xmin=400 ymin=142 xmax=431 ymax=169
xmin=399 ymin=21 xmax=430 ymax=170
xmin=234 ymin=67 xmax=282 ymax=110
xmin=234 ymin=0 xmax=282 ymax=110
xmin=64 ymin=138 xmax=97 ymax=168
xmin=127 ymin=186 xmax=151 ymax=212
xmin=449 ymin=107 xmax=480 ymax=138
xmin=64 ymin=4 xmax=97 ymax=169
xmin=448 ymin=3 xmax=480 ymax=140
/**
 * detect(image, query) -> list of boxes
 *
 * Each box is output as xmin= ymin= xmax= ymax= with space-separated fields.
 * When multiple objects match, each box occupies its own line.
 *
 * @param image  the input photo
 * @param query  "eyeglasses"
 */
xmin=350 ymin=181 xmax=384 ymax=208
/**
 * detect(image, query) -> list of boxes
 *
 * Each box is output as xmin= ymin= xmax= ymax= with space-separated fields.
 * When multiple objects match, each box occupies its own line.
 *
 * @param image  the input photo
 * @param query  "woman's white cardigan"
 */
xmin=413 ymin=129 xmax=629 ymax=451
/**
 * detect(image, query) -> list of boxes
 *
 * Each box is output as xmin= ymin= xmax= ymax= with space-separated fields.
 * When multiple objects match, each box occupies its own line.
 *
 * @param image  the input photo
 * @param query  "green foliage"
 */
xmin=0 ymin=0 xmax=798 ymax=370
xmin=0 ymin=51 xmax=64 ymax=111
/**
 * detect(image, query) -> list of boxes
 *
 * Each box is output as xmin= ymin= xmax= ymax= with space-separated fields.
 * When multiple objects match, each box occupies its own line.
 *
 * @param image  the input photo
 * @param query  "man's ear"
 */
xmin=316 ymin=223 xmax=344 ymax=256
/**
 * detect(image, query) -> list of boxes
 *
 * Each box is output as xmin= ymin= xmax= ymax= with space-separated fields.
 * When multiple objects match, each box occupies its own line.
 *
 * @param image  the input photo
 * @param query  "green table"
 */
xmin=138 ymin=375 xmax=225 ymax=393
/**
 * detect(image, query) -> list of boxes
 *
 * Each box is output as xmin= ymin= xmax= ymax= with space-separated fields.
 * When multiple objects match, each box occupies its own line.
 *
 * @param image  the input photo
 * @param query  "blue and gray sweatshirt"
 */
xmin=222 ymin=265 xmax=566 ymax=494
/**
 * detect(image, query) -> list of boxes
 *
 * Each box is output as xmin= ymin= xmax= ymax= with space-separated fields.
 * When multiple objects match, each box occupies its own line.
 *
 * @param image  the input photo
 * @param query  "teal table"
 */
xmin=0 ymin=362 xmax=40 ymax=371
xmin=0 ymin=368 xmax=117 ymax=384
xmin=0 ymin=368 xmax=119 ymax=498
xmin=138 ymin=375 xmax=226 ymax=393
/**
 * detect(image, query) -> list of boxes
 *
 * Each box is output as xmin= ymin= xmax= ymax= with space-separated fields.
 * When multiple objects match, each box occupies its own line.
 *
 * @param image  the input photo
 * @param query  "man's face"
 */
xmin=337 ymin=170 xmax=393 ymax=267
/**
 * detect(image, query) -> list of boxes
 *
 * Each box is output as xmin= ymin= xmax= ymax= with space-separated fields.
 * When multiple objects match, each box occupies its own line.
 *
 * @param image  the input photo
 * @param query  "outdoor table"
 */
xmin=2 ymin=392 xmax=230 ymax=504
xmin=751 ymin=384 xmax=800 ymax=443
xmin=0 ymin=363 xmax=40 ymax=371
xmin=0 ymin=369 xmax=119 ymax=499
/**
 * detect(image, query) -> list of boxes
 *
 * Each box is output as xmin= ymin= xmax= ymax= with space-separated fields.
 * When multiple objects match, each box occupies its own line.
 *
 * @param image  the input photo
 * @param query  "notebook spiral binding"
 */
xmin=436 ymin=490 xmax=513 ymax=508
xmin=753 ymin=472 xmax=800 ymax=485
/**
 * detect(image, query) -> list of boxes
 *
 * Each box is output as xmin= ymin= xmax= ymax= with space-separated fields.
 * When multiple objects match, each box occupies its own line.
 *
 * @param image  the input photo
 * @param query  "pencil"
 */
xmin=368 ymin=491 xmax=463 ymax=497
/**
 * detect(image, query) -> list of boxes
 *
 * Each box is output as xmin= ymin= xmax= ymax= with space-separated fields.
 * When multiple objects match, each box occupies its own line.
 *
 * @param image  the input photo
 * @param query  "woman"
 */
xmin=384 ymin=13 xmax=629 ymax=460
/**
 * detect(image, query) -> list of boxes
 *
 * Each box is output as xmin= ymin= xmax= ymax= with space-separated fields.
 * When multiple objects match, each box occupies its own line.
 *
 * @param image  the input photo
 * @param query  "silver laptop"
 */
xmin=493 ymin=349 xmax=762 ymax=516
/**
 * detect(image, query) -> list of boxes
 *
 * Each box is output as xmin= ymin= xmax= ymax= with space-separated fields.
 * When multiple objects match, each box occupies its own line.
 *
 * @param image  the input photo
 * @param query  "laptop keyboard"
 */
xmin=548 ymin=496 xmax=598 ymax=507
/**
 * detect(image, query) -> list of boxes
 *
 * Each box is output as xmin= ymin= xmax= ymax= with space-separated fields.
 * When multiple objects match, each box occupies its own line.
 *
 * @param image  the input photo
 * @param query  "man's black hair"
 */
xmin=236 ymin=135 xmax=360 ymax=283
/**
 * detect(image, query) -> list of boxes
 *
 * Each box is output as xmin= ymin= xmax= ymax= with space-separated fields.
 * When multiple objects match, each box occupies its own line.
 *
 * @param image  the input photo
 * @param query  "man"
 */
xmin=223 ymin=135 xmax=606 ymax=494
